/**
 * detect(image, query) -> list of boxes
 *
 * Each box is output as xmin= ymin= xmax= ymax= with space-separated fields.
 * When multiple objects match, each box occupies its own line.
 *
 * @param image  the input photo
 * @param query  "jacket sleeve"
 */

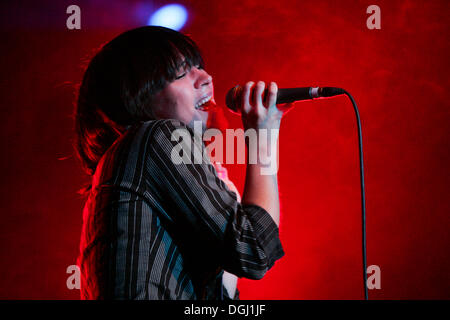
xmin=143 ymin=119 xmax=284 ymax=280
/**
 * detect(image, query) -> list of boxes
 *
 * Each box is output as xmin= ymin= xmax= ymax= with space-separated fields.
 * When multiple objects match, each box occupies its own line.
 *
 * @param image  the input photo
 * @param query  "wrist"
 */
xmin=245 ymin=130 xmax=279 ymax=175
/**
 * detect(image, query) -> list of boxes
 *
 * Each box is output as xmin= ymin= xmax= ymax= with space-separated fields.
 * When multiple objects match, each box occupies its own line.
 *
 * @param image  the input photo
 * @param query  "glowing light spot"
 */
xmin=148 ymin=4 xmax=188 ymax=31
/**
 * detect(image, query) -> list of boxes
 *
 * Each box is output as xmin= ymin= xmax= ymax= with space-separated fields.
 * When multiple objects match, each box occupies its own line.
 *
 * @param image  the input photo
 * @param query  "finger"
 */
xmin=254 ymin=81 xmax=265 ymax=110
xmin=266 ymin=82 xmax=278 ymax=109
xmin=242 ymin=81 xmax=254 ymax=114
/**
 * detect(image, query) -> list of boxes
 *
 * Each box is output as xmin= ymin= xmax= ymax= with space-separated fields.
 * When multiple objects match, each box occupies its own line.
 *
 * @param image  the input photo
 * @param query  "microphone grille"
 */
xmin=225 ymin=85 xmax=243 ymax=114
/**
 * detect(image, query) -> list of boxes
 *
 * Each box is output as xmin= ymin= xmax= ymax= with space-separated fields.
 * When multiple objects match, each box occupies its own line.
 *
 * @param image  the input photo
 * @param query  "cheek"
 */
xmin=153 ymin=96 xmax=176 ymax=119
xmin=150 ymin=83 xmax=196 ymax=122
xmin=151 ymin=89 xmax=181 ymax=119
xmin=177 ymin=88 xmax=195 ymax=109
xmin=172 ymin=89 xmax=196 ymax=119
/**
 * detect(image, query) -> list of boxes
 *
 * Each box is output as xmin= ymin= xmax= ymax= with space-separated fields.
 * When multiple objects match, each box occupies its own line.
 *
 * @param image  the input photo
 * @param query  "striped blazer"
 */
xmin=78 ymin=119 xmax=284 ymax=300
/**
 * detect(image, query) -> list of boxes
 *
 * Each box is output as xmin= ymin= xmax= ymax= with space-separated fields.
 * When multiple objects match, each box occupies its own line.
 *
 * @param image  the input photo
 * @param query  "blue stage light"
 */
xmin=148 ymin=4 xmax=188 ymax=31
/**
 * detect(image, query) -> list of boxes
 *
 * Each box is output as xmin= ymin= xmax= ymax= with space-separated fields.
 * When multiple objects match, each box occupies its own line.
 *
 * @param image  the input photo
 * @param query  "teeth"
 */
xmin=195 ymin=96 xmax=212 ymax=109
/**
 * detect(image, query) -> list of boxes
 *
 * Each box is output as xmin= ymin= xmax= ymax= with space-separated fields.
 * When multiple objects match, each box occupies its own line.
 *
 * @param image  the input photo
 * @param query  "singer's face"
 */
xmin=150 ymin=59 xmax=217 ymax=129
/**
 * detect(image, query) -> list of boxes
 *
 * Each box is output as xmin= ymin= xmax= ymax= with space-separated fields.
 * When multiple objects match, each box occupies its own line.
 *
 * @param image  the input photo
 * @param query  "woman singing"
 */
xmin=75 ymin=26 xmax=284 ymax=300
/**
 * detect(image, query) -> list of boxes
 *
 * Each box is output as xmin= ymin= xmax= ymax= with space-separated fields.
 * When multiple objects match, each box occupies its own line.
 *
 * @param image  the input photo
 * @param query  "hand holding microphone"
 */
xmin=237 ymin=81 xmax=286 ymax=132
xmin=227 ymin=81 xmax=367 ymax=299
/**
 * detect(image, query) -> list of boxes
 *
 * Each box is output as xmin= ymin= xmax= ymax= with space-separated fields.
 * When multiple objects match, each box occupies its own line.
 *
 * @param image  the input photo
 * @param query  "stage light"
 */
xmin=148 ymin=4 xmax=188 ymax=31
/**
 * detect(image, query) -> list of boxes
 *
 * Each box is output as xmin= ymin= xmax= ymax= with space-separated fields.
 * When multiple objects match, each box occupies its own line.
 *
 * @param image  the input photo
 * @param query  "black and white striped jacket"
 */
xmin=78 ymin=119 xmax=284 ymax=300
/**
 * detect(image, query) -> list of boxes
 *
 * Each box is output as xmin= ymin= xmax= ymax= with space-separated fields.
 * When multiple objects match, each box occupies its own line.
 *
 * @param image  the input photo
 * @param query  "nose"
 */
xmin=194 ymin=68 xmax=213 ymax=89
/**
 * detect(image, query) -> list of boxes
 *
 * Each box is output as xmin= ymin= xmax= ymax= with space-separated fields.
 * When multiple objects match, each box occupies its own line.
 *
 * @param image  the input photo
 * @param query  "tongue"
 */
xmin=197 ymin=99 xmax=217 ymax=111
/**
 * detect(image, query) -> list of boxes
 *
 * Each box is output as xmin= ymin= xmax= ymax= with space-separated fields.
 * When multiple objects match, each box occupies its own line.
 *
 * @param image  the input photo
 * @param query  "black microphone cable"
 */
xmin=342 ymin=90 xmax=368 ymax=300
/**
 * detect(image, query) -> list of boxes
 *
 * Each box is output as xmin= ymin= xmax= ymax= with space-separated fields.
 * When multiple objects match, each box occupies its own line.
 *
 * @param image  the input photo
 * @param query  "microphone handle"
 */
xmin=275 ymin=87 xmax=345 ymax=103
xmin=275 ymin=87 xmax=314 ymax=104
xmin=226 ymin=86 xmax=345 ymax=113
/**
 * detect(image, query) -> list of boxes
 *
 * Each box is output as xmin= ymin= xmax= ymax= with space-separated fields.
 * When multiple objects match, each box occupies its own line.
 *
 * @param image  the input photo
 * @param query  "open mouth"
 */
xmin=195 ymin=95 xmax=216 ymax=111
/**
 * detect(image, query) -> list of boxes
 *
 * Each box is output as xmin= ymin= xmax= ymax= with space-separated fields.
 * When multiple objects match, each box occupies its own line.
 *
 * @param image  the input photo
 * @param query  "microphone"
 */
xmin=225 ymin=85 xmax=345 ymax=113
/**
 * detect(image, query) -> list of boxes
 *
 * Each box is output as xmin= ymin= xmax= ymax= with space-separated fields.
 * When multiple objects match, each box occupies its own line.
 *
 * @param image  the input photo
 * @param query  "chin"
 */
xmin=185 ymin=111 xmax=207 ymax=131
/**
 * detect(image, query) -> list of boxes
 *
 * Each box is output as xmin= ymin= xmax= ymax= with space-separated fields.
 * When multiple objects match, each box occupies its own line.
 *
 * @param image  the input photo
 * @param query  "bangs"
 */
xmin=101 ymin=26 xmax=205 ymax=94
xmin=160 ymin=34 xmax=205 ymax=82
xmin=123 ymin=26 xmax=206 ymax=94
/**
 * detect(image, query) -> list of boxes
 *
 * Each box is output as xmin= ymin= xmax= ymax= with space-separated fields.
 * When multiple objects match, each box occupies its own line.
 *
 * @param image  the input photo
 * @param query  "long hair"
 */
xmin=74 ymin=26 xmax=204 ymax=176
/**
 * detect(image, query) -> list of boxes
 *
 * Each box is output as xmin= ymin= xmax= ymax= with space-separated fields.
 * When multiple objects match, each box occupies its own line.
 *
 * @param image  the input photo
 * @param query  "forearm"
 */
xmin=242 ymin=161 xmax=280 ymax=226
xmin=238 ymin=81 xmax=282 ymax=227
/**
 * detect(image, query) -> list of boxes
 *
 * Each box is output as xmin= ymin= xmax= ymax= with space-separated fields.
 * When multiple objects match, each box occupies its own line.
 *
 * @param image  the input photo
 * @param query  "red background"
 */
xmin=0 ymin=0 xmax=448 ymax=299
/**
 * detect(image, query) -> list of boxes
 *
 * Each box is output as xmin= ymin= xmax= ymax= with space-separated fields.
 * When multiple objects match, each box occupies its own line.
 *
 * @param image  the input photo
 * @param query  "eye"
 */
xmin=175 ymin=72 xmax=186 ymax=80
xmin=175 ymin=64 xmax=191 ymax=80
